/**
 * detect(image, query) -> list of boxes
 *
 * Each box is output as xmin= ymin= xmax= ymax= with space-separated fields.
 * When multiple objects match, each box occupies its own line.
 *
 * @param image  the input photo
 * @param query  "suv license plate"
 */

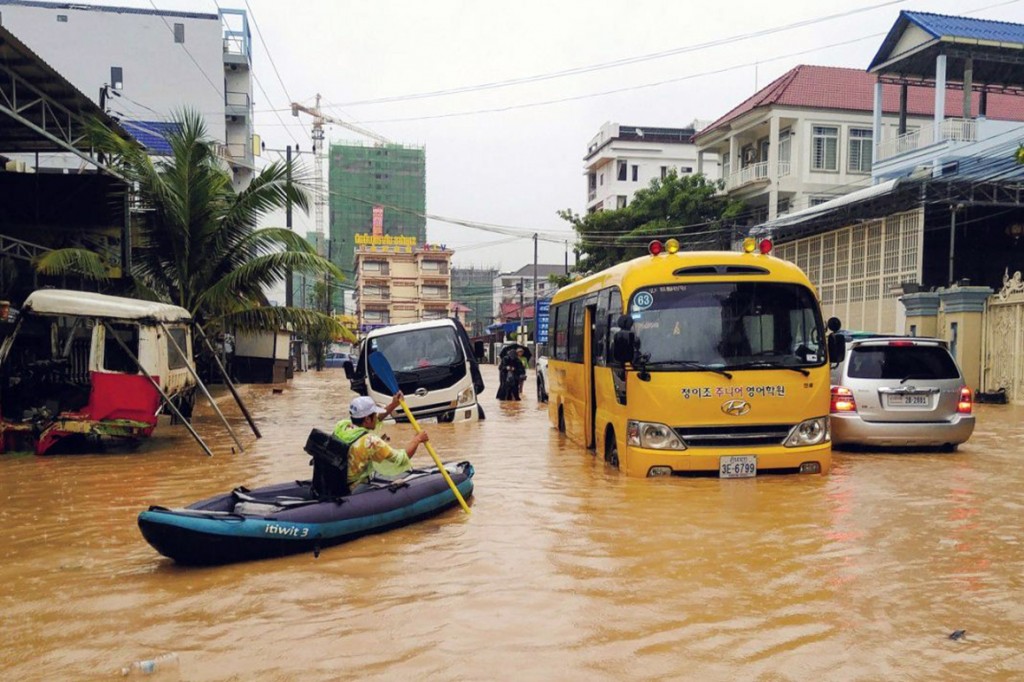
xmin=720 ymin=455 xmax=757 ymax=479
xmin=887 ymin=394 xmax=929 ymax=407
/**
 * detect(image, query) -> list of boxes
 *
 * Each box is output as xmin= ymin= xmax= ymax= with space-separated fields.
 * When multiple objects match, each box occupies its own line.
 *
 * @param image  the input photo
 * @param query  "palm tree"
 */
xmin=35 ymin=109 xmax=347 ymax=340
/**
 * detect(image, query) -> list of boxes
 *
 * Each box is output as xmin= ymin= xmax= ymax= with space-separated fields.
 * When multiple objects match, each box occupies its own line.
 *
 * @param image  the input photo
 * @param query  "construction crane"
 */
xmin=290 ymin=94 xmax=392 ymax=251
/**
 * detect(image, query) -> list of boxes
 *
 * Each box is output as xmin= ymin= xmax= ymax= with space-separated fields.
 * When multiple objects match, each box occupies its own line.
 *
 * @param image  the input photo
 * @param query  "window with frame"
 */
xmin=631 ymin=165 xmax=638 ymax=182
xmin=848 ymin=128 xmax=872 ymax=173
xmin=166 ymin=327 xmax=189 ymax=370
xmin=594 ymin=291 xmax=609 ymax=366
xmin=362 ymin=260 xmax=388 ymax=274
xmin=660 ymin=166 xmax=668 ymax=180
xmin=173 ymin=22 xmax=185 ymax=43
xmin=103 ymin=324 xmax=139 ymax=373
xmin=722 ymin=151 xmax=731 ymax=178
xmin=616 ymin=195 xmax=627 ymax=209
xmin=363 ymin=309 xmax=389 ymax=323
xmin=811 ymin=126 xmax=838 ymax=171
xmin=567 ymin=301 xmax=585 ymax=363
xmin=554 ymin=304 xmax=569 ymax=360
xmin=421 ymin=259 xmax=446 ymax=272
xmin=617 ymin=160 xmax=627 ymax=181
xmin=363 ymin=285 xmax=389 ymax=299
xmin=422 ymin=310 xmax=445 ymax=320
xmin=778 ymin=129 xmax=792 ymax=163
xmin=110 ymin=66 xmax=123 ymax=90
xmin=422 ymin=285 xmax=447 ymax=298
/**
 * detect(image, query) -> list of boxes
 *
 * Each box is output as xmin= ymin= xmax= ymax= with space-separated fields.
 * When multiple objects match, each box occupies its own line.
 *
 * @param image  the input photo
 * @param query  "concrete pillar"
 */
xmin=899 ymin=291 xmax=940 ymax=339
xmin=963 ymin=57 xmax=973 ymax=121
xmin=697 ymin=149 xmax=704 ymax=176
xmin=728 ymin=136 xmax=739 ymax=186
xmin=872 ymin=80 xmax=883 ymax=184
xmin=937 ymin=285 xmax=993 ymax=390
xmin=934 ymin=54 xmax=947 ymax=142
xmin=768 ymin=116 xmax=780 ymax=219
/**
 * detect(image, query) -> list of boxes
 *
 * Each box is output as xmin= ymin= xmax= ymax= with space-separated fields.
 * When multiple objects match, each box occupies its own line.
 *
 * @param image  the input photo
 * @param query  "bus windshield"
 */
xmin=370 ymin=326 xmax=464 ymax=372
xmin=628 ymin=282 xmax=825 ymax=369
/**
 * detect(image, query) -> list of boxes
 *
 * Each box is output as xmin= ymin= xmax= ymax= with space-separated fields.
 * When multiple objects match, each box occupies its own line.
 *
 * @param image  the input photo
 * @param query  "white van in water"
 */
xmin=348 ymin=318 xmax=485 ymax=423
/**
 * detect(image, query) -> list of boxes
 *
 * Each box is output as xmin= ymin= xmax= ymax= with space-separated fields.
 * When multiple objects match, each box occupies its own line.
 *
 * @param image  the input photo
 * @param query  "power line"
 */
xmin=318 ymin=0 xmax=909 ymax=110
xmin=147 ymin=0 xmax=223 ymax=98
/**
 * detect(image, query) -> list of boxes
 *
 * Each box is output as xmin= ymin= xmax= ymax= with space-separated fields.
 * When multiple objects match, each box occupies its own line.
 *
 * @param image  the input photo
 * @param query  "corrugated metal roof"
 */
xmin=904 ymin=10 xmax=1024 ymax=44
xmin=122 ymin=120 xmax=179 ymax=155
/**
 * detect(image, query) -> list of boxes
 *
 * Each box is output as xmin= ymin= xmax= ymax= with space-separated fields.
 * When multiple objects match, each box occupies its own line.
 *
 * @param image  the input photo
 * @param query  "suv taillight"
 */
xmin=830 ymin=386 xmax=857 ymax=413
xmin=957 ymin=387 xmax=973 ymax=414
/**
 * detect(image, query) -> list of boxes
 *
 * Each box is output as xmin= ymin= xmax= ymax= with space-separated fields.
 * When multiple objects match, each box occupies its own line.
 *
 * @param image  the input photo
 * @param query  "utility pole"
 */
xmin=533 ymin=233 xmax=538 ymax=350
xmin=564 ymin=240 xmax=569 ymax=275
xmin=285 ymin=144 xmax=293 ymax=307
xmin=518 ymin=277 xmax=525 ymax=346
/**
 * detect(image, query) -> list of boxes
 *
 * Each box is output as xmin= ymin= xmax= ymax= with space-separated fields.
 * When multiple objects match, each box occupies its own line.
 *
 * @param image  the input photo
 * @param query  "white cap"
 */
xmin=350 ymin=396 xmax=387 ymax=420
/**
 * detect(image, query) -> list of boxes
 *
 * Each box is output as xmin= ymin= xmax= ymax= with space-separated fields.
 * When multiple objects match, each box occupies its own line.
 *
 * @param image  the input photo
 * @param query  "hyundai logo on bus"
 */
xmin=721 ymin=400 xmax=751 ymax=416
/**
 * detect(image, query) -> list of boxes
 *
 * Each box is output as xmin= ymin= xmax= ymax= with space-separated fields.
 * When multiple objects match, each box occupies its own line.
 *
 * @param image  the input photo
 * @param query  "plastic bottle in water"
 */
xmin=120 ymin=652 xmax=179 ymax=677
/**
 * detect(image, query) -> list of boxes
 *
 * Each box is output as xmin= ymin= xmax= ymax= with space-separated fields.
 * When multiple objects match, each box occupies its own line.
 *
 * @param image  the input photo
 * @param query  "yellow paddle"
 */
xmin=369 ymin=353 xmax=471 ymax=514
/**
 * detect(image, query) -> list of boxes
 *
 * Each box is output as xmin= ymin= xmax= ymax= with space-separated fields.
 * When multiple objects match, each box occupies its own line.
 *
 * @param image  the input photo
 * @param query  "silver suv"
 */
xmin=830 ymin=336 xmax=974 ymax=449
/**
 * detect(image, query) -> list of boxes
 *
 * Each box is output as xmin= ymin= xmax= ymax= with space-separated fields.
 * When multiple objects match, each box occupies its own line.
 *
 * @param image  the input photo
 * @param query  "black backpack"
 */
xmin=304 ymin=428 xmax=366 ymax=499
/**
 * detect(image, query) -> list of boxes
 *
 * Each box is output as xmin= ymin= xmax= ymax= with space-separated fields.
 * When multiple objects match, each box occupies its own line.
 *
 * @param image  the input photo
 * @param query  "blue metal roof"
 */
xmin=904 ymin=10 xmax=1024 ymax=44
xmin=122 ymin=120 xmax=179 ymax=155
xmin=869 ymin=10 xmax=1024 ymax=72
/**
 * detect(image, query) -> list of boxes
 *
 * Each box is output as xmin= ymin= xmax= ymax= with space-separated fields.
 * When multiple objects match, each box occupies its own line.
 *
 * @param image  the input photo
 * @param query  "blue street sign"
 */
xmin=536 ymin=298 xmax=551 ymax=344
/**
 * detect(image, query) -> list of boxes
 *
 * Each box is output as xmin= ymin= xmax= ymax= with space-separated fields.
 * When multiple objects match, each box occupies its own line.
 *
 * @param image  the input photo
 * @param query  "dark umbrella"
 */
xmin=499 ymin=343 xmax=532 ymax=361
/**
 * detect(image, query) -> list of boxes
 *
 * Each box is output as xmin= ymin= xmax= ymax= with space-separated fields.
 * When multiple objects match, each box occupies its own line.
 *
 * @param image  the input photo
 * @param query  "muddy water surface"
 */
xmin=1 ymin=366 xmax=1023 ymax=680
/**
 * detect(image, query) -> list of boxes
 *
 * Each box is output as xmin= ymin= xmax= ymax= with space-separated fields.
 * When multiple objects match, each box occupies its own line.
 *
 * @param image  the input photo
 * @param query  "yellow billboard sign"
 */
xmin=354 ymin=233 xmax=417 ymax=247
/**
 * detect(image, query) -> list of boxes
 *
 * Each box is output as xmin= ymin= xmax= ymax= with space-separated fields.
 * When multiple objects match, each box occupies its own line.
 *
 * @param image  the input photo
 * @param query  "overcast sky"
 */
xmin=72 ymin=0 xmax=1024 ymax=272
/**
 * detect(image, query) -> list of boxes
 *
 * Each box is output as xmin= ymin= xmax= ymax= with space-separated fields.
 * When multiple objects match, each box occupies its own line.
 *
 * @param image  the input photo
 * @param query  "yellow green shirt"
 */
xmin=333 ymin=419 xmax=412 ymax=486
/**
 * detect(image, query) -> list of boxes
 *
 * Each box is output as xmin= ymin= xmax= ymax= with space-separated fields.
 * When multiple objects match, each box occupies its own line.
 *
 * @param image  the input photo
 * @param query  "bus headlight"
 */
xmin=456 ymin=387 xmax=475 ymax=406
xmin=784 ymin=417 xmax=830 ymax=447
xmin=627 ymin=420 xmax=686 ymax=450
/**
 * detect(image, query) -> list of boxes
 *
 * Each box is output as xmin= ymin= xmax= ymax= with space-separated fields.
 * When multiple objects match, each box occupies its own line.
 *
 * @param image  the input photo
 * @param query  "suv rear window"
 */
xmin=847 ymin=345 xmax=959 ymax=380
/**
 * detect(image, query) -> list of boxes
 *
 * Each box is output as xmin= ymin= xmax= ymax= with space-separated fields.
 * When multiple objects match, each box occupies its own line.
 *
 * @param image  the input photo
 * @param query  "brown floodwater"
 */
xmin=2 ymin=365 xmax=1023 ymax=680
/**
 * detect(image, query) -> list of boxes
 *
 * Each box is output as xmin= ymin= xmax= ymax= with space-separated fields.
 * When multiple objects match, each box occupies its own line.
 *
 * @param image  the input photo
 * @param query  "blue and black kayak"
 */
xmin=138 ymin=429 xmax=474 ymax=565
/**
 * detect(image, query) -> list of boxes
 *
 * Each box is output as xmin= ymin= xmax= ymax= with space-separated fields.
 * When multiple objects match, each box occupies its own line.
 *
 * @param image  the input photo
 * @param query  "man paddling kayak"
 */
xmin=333 ymin=394 xmax=430 ymax=489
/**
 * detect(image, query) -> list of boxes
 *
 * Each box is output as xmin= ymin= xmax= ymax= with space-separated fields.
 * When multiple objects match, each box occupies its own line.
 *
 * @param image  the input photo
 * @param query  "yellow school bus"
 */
xmin=546 ymin=237 xmax=844 ymax=478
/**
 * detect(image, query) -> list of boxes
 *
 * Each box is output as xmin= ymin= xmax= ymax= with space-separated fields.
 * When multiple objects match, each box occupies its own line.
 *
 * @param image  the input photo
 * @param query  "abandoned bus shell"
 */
xmin=0 ymin=290 xmax=197 ymax=454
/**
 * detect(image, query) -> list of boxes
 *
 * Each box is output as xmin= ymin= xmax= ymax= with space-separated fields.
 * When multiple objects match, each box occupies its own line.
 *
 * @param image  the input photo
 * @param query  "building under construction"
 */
xmin=328 ymin=142 xmax=426 ymax=308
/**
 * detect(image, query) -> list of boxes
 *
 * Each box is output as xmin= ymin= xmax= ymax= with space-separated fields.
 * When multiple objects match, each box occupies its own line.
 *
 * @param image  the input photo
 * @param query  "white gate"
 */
xmin=982 ymin=272 xmax=1024 ymax=402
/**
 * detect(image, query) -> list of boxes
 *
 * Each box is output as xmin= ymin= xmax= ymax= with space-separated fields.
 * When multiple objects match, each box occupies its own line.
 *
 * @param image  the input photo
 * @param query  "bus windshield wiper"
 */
xmin=728 ymin=360 xmax=810 ymax=377
xmin=644 ymin=361 xmax=733 ymax=379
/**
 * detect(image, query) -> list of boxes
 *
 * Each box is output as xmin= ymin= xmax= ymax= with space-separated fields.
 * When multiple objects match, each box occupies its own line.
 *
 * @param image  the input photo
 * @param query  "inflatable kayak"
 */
xmin=138 ymin=429 xmax=474 ymax=565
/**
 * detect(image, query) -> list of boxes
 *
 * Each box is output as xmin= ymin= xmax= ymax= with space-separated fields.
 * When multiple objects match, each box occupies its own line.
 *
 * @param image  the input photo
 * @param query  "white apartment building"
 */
xmin=583 ymin=121 xmax=719 ymax=213
xmin=492 ymin=264 xmax=564 ymax=323
xmin=694 ymin=64 xmax=1024 ymax=225
xmin=0 ymin=0 xmax=255 ymax=189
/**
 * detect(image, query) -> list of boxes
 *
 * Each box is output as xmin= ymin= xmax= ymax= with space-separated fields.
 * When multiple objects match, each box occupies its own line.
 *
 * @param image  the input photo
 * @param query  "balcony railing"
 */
xmin=725 ymin=160 xmax=791 ymax=191
xmin=876 ymin=118 xmax=978 ymax=162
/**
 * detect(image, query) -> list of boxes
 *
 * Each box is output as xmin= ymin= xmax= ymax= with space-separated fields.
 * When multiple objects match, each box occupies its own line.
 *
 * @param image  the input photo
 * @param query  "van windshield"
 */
xmin=628 ymin=282 xmax=825 ymax=369
xmin=370 ymin=327 xmax=464 ymax=372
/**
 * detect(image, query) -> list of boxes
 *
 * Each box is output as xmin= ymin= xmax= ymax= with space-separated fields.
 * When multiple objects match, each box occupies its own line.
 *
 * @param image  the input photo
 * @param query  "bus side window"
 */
xmin=607 ymin=288 xmax=623 ymax=365
xmin=567 ymin=302 xmax=585 ymax=363
xmin=554 ymin=304 xmax=569 ymax=361
xmin=594 ymin=290 xmax=609 ymax=366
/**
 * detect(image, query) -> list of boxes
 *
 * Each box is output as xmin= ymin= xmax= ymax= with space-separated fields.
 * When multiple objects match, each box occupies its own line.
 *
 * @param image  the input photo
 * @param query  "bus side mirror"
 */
xmin=826 ymin=316 xmax=842 ymax=333
xmin=343 ymin=361 xmax=354 ymax=380
xmin=473 ymin=340 xmax=484 ymax=362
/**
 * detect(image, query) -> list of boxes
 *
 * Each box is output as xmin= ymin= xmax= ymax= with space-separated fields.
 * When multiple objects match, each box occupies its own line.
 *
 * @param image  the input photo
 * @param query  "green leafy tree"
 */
xmin=558 ymin=172 xmax=744 ymax=275
xmin=34 ymin=109 xmax=343 ymax=338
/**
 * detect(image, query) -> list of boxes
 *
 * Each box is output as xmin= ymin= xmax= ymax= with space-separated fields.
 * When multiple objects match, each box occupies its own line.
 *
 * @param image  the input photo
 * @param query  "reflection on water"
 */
xmin=1 ymin=366 xmax=1023 ymax=680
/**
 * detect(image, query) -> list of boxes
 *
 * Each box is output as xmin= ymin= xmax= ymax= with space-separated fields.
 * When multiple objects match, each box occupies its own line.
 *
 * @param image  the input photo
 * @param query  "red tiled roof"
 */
xmin=695 ymin=65 xmax=1024 ymax=140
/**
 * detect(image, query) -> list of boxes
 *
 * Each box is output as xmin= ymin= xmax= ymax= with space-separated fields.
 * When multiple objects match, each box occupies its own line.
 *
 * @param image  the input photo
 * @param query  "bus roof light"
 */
xmin=648 ymin=240 xmax=664 ymax=256
xmin=665 ymin=238 xmax=680 ymax=254
xmin=759 ymin=238 xmax=773 ymax=254
xmin=742 ymin=237 xmax=756 ymax=253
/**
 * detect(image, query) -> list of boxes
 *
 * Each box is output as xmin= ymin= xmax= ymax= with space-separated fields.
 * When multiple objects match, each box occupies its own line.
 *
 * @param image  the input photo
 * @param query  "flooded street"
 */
xmin=2 ymin=365 xmax=1024 ymax=680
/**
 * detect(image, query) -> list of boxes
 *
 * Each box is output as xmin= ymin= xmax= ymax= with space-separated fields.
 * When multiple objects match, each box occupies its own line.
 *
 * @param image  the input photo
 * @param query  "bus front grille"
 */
xmin=675 ymin=425 xmax=794 ymax=448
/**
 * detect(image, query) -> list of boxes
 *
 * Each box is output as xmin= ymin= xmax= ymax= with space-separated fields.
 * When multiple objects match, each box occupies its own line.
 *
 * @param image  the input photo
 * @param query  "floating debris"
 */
xmin=949 ymin=630 xmax=967 ymax=641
